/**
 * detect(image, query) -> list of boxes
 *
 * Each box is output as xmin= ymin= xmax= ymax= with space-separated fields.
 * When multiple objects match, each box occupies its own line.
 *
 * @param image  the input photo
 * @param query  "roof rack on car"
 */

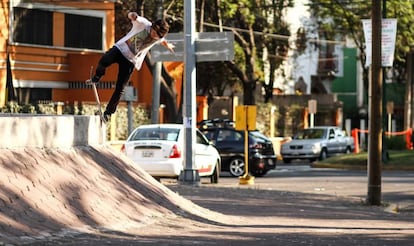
xmin=199 ymin=118 xmax=235 ymax=129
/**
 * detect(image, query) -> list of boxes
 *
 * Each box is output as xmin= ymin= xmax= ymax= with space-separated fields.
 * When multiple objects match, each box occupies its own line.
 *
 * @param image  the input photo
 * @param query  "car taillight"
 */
xmin=120 ymin=144 xmax=126 ymax=153
xmin=169 ymin=144 xmax=181 ymax=158
xmin=249 ymin=143 xmax=263 ymax=149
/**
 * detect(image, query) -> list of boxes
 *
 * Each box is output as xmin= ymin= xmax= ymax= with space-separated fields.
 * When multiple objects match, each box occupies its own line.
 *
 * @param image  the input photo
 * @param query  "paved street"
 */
xmin=2 ymin=154 xmax=413 ymax=245
xmin=184 ymin=163 xmax=414 ymax=211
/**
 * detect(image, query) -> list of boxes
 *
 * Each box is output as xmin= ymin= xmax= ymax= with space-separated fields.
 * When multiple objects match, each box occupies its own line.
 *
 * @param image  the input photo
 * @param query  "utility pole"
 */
xmin=367 ymin=0 xmax=382 ymax=206
xmin=382 ymin=0 xmax=388 ymax=163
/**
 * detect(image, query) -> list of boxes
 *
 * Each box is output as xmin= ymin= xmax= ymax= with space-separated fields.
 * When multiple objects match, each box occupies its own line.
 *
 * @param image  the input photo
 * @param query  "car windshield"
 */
xmin=130 ymin=128 xmax=180 ymax=141
xmin=293 ymin=129 xmax=326 ymax=139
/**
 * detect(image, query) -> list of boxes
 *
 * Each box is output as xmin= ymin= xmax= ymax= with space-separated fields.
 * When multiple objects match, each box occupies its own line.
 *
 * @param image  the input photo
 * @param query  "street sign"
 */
xmin=151 ymin=32 xmax=234 ymax=62
xmin=235 ymin=105 xmax=257 ymax=131
xmin=308 ymin=99 xmax=317 ymax=114
xmin=362 ymin=18 xmax=397 ymax=67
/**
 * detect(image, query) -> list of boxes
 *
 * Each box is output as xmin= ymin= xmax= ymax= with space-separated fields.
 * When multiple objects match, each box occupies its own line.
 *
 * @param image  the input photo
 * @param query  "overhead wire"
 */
xmin=165 ymin=13 xmax=345 ymax=45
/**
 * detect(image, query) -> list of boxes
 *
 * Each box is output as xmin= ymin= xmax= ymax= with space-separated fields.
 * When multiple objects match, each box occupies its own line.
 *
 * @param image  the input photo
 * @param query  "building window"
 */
xmin=65 ymin=13 xmax=103 ymax=50
xmin=11 ymin=3 xmax=105 ymax=51
xmin=13 ymin=7 xmax=53 ymax=46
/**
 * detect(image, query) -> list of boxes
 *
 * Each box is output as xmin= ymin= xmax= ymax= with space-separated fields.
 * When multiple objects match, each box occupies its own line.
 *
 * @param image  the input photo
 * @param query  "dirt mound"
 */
xmin=0 ymin=146 xmax=226 ymax=243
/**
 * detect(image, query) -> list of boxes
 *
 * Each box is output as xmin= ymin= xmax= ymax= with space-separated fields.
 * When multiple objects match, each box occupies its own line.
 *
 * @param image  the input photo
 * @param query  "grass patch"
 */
xmin=316 ymin=150 xmax=414 ymax=170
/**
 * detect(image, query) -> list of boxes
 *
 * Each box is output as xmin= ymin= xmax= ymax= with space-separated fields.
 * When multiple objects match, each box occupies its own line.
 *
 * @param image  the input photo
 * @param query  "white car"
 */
xmin=121 ymin=124 xmax=221 ymax=183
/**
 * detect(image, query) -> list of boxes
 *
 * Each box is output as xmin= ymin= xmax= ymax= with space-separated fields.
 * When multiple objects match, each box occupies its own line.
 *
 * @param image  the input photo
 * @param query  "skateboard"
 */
xmin=86 ymin=66 xmax=107 ymax=124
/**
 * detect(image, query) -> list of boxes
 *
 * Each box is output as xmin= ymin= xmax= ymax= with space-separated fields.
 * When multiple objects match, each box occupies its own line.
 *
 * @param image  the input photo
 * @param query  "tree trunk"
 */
xmin=243 ymin=80 xmax=256 ymax=105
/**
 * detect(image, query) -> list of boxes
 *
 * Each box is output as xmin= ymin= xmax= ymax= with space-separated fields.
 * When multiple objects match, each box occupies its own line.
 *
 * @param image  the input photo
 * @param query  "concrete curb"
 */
xmin=312 ymin=162 xmax=414 ymax=171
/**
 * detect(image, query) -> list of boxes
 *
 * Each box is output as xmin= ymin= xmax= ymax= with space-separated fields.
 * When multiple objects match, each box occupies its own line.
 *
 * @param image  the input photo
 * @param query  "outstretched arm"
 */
xmin=161 ymin=40 xmax=175 ymax=53
xmin=128 ymin=12 xmax=150 ymax=24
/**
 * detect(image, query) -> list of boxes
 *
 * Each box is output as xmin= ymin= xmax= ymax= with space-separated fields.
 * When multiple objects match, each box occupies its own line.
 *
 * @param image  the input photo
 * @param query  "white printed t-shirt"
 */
xmin=114 ymin=15 xmax=164 ymax=70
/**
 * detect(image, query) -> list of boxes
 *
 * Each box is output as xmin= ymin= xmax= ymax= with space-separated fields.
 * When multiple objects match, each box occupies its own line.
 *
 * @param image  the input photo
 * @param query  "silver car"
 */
xmin=280 ymin=126 xmax=354 ymax=163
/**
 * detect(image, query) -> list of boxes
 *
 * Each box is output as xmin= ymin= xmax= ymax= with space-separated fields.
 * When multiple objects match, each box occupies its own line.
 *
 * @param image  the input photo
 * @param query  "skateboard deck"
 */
xmin=86 ymin=66 xmax=106 ymax=124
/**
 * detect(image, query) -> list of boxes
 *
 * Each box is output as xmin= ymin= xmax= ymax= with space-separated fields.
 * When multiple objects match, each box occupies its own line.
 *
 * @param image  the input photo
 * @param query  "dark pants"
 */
xmin=94 ymin=46 xmax=135 ymax=115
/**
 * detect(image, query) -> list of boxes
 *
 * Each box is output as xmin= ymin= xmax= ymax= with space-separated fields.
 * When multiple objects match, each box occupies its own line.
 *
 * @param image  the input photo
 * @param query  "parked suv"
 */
xmin=199 ymin=119 xmax=277 ymax=177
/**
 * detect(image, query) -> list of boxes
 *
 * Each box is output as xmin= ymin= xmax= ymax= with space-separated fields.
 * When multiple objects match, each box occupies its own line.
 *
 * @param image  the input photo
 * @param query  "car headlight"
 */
xmin=311 ymin=143 xmax=321 ymax=152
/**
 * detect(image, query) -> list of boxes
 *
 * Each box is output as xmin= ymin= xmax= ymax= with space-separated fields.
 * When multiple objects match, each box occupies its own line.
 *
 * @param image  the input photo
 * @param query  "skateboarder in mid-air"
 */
xmin=86 ymin=12 xmax=175 ymax=122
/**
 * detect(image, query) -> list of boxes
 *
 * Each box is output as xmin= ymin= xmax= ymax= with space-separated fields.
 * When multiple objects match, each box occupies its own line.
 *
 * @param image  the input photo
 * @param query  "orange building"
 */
xmin=0 ymin=0 xmax=207 ymax=122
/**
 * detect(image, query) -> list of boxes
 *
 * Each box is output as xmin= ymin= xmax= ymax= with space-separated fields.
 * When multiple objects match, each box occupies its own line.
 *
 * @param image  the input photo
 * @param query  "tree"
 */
xmin=218 ymin=0 xmax=293 ymax=105
xmin=117 ymin=0 xmax=293 ymax=120
xmin=162 ymin=0 xmax=293 ymax=105
xmin=308 ymin=0 xmax=414 ymax=114
xmin=259 ymin=1 xmax=292 ymax=103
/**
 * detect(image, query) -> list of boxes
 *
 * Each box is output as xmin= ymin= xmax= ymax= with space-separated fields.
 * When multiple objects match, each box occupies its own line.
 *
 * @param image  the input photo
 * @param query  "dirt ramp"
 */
xmin=0 ymin=146 xmax=223 ymax=243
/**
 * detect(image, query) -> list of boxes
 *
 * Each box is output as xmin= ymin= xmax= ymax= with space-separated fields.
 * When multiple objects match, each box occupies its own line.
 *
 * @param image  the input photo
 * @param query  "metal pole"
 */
xmin=128 ymin=101 xmax=133 ymax=135
xmin=151 ymin=0 xmax=163 ymax=124
xmin=151 ymin=62 xmax=161 ymax=124
xmin=367 ymin=0 xmax=382 ymax=206
xmin=405 ymin=52 xmax=413 ymax=130
xmin=178 ymin=0 xmax=200 ymax=185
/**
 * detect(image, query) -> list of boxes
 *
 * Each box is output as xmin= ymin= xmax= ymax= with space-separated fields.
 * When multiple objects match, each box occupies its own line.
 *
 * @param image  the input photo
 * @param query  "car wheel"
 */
xmin=283 ymin=158 xmax=292 ymax=164
xmin=345 ymin=147 xmax=352 ymax=154
xmin=210 ymin=160 xmax=220 ymax=184
xmin=229 ymin=157 xmax=245 ymax=177
xmin=319 ymin=148 xmax=328 ymax=160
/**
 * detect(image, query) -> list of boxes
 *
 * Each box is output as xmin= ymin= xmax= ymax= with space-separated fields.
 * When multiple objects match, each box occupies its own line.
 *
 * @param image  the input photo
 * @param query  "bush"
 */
xmin=110 ymin=104 xmax=150 ymax=140
xmin=0 ymin=101 xmax=150 ymax=141
xmin=1 ymin=101 xmax=20 ymax=113
xmin=256 ymin=103 xmax=279 ymax=137
xmin=36 ymin=102 xmax=56 ymax=114
xmin=384 ymin=135 xmax=407 ymax=150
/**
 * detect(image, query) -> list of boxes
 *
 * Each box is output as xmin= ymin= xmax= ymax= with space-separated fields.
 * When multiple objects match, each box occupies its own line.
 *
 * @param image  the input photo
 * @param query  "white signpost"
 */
xmin=308 ymin=99 xmax=317 ymax=128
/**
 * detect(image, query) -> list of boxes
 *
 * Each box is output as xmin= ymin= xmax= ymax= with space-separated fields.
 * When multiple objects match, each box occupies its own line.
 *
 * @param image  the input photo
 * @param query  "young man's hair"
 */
xmin=152 ymin=19 xmax=169 ymax=38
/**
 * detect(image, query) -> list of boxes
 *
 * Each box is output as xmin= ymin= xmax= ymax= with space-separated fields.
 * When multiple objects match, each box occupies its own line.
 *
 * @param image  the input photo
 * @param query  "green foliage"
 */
xmin=318 ymin=150 xmax=414 ymax=168
xmin=273 ymin=104 xmax=305 ymax=137
xmin=256 ymin=103 xmax=279 ymax=137
xmin=308 ymin=0 xmax=414 ymax=83
xmin=110 ymin=104 xmax=150 ymax=140
xmin=1 ymin=101 xmax=20 ymax=113
xmin=36 ymin=103 xmax=56 ymax=115
xmin=384 ymin=135 xmax=407 ymax=150
xmin=0 ymin=101 xmax=36 ymax=114
xmin=122 ymin=0 xmax=294 ymax=106
xmin=0 ymin=101 xmax=150 ymax=141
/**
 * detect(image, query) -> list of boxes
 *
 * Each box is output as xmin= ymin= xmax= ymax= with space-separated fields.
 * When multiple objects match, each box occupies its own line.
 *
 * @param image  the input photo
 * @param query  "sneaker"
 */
xmin=102 ymin=112 xmax=111 ymax=123
xmin=85 ymin=75 xmax=100 ymax=85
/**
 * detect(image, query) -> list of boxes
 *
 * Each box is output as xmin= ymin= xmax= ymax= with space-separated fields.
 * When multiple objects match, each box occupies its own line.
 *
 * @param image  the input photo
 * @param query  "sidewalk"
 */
xmin=0 ymin=146 xmax=413 ymax=245
xmin=12 ymin=181 xmax=414 ymax=245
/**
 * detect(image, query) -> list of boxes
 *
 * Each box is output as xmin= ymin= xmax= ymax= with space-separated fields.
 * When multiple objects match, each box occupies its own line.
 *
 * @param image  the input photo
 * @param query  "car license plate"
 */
xmin=142 ymin=151 xmax=154 ymax=158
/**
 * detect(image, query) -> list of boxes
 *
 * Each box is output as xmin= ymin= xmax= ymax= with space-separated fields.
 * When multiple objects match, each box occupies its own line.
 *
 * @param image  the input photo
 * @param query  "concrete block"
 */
xmin=0 ymin=115 xmax=105 ymax=148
